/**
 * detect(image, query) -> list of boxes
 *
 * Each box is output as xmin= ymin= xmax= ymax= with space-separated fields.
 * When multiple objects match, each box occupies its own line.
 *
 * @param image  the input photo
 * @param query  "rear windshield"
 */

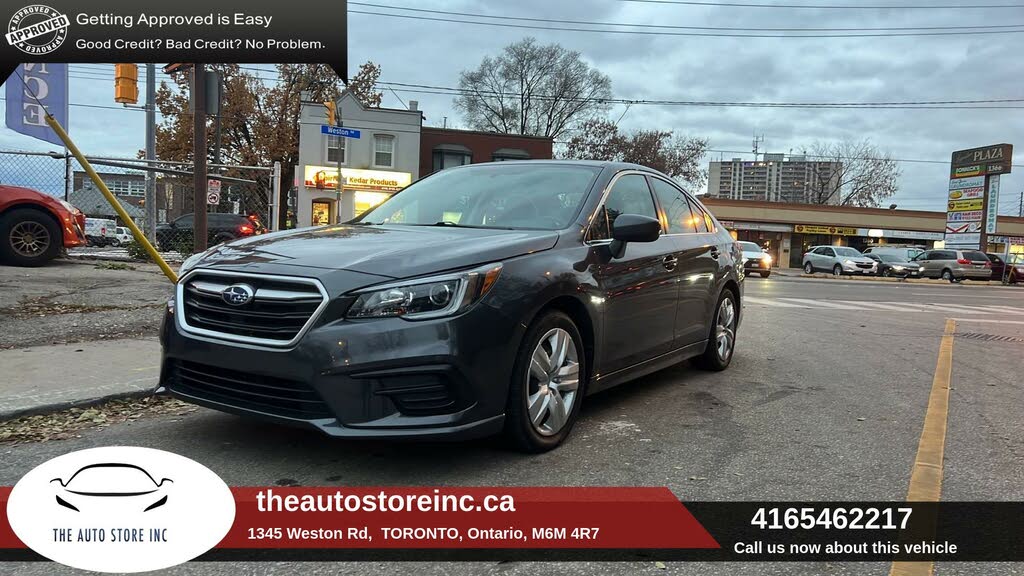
xmin=962 ymin=251 xmax=988 ymax=262
xmin=834 ymin=247 xmax=862 ymax=257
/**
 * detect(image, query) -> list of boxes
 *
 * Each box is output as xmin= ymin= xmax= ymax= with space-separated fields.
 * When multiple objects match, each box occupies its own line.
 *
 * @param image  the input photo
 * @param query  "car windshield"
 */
xmin=834 ymin=247 xmax=862 ymax=257
xmin=738 ymin=242 xmax=761 ymax=252
xmin=879 ymin=254 xmax=903 ymax=262
xmin=354 ymin=164 xmax=601 ymax=230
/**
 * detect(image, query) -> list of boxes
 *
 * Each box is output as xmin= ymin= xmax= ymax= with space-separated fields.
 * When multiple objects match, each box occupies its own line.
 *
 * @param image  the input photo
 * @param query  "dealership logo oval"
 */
xmin=6 ymin=446 xmax=235 ymax=573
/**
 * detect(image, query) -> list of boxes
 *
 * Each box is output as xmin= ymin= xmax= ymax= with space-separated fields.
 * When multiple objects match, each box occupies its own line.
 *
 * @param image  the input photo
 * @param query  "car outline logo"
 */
xmin=221 ymin=283 xmax=255 ymax=306
xmin=50 ymin=462 xmax=173 ymax=513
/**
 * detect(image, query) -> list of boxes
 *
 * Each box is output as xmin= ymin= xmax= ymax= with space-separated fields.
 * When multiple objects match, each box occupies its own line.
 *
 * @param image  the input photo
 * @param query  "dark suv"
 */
xmin=155 ymin=213 xmax=264 ymax=251
xmin=157 ymin=161 xmax=743 ymax=452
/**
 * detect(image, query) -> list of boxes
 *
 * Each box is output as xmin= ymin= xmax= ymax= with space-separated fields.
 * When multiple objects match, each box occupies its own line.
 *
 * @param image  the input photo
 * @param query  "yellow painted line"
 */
xmin=889 ymin=318 xmax=955 ymax=576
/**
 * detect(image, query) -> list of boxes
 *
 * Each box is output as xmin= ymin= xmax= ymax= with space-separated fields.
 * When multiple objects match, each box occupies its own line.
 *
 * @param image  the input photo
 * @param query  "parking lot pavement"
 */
xmin=1 ymin=275 xmax=1021 ymax=575
xmin=0 ymin=259 xmax=171 ymax=349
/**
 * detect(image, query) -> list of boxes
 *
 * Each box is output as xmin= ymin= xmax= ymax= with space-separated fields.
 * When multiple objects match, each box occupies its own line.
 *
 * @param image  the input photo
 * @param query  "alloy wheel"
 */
xmin=9 ymin=221 xmax=50 ymax=257
xmin=804 ymin=262 xmax=813 ymax=274
xmin=526 ymin=328 xmax=580 ymax=436
xmin=833 ymin=265 xmax=842 ymax=276
xmin=715 ymin=297 xmax=736 ymax=362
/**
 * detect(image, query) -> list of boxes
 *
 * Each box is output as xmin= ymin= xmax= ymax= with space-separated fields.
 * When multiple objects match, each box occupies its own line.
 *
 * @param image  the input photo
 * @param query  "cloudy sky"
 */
xmin=2 ymin=0 xmax=1022 ymax=215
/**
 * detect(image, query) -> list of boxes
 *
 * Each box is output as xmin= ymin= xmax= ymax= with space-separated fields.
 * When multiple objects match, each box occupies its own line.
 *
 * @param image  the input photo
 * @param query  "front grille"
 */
xmin=168 ymin=360 xmax=331 ymax=420
xmin=179 ymin=271 xmax=325 ymax=346
xmin=855 ymin=263 xmax=873 ymax=269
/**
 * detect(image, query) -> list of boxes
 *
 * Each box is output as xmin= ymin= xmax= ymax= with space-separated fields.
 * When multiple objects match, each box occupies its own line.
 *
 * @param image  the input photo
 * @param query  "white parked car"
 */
xmin=84 ymin=218 xmax=117 ymax=247
xmin=802 ymin=245 xmax=877 ymax=276
xmin=112 ymin=226 xmax=132 ymax=246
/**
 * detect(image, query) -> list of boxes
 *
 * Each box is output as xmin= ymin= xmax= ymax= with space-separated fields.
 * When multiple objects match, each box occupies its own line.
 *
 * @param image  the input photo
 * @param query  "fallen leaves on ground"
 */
xmin=0 ymin=396 xmax=197 ymax=445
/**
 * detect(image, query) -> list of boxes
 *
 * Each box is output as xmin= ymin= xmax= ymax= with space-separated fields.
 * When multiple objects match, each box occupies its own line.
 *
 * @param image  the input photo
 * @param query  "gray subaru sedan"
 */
xmin=158 ymin=161 xmax=743 ymax=452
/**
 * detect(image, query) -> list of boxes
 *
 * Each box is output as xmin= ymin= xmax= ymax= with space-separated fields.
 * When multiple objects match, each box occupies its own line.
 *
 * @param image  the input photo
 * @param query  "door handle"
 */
xmin=709 ymin=247 xmax=720 ymax=259
xmin=662 ymin=255 xmax=678 ymax=271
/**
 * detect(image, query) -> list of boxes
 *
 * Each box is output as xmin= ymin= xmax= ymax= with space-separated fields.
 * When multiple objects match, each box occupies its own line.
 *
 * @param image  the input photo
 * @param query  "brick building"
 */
xmin=419 ymin=127 xmax=553 ymax=177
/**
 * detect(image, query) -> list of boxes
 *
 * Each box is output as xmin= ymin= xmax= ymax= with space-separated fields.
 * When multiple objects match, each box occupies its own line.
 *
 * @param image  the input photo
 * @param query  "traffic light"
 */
xmin=114 ymin=63 xmax=138 ymax=104
xmin=323 ymin=101 xmax=336 ymax=125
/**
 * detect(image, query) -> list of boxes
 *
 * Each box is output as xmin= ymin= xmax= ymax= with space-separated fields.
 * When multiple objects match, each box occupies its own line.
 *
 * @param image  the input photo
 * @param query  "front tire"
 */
xmin=941 ymin=269 xmax=954 ymax=283
xmin=0 ymin=208 xmax=61 ymax=267
xmin=833 ymin=264 xmax=843 ymax=277
xmin=882 ymin=269 xmax=891 ymax=277
xmin=695 ymin=289 xmax=738 ymax=372
xmin=503 ymin=310 xmax=586 ymax=453
xmin=759 ymin=271 xmax=770 ymax=278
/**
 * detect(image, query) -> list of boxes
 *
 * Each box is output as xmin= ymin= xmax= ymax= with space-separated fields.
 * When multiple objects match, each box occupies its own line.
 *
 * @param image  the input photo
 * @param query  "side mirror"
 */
xmin=609 ymin=214 xmax=661 ymax=259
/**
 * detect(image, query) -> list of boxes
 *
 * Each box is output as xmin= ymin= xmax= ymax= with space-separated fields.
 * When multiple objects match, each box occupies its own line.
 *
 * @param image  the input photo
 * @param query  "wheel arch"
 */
xmin=1 ymin=202 xmax=62 ymax=231
xmin=528 ymin=294 xmax=597 ymax=386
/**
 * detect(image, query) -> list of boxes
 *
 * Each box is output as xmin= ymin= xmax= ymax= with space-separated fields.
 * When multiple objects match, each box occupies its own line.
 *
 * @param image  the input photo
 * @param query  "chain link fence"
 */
xmin=0 ymin=150 xmax=275 ymax=262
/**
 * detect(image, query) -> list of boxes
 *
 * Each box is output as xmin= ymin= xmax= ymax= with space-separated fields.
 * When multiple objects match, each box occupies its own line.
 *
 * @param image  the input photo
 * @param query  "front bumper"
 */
xmin=158 ymin=298 xmax=520 ymax=440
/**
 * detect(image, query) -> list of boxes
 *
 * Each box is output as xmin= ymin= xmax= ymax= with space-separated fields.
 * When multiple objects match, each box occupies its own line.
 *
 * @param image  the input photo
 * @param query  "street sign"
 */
xmin=321 ymin=125 xmax=361 ymax=139
xmin=207 ymin=178 xmax=221 ymax=205
xmin=207 ymin=191 xmax=220 ymax=205
xmin=952 ymin=143 xmax=1012 ymax=169
xmin=985 ymin=174 xmax=1000 ymax=234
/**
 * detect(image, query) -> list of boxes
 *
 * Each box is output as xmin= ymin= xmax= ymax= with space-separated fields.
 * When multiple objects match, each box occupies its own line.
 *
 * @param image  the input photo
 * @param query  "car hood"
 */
xmin=841 ymin=256 xmax=875 ymax=264
xmin=191 ymin=224 xmax=561 ymax=278
xmin=742 ymin=251 xmax=767 ymax=260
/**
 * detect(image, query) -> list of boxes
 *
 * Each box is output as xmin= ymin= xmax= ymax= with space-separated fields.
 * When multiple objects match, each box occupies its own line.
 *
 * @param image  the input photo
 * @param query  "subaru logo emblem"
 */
xmin=221 ymin=284 xmax=255 ymax=306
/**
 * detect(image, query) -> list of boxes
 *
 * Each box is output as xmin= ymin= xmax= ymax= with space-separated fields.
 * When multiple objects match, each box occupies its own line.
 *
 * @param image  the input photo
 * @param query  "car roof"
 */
xmin=445 ymin=159 xmax=671 ymax=177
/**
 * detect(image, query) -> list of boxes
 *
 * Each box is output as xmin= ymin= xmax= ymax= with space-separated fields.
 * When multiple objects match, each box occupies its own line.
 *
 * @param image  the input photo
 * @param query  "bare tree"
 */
xmin=455 ymin=38 xmax=612 ymax=139
xmin=565 ymin=119 xmax=708 ymax=191
xmin=806 ymin=139 xmax=900 ymax=207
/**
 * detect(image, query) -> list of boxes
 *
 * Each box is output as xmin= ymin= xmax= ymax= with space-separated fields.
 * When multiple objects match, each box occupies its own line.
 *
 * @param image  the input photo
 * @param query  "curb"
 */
xmin=0 ymin=389 xmax=154 ymax=423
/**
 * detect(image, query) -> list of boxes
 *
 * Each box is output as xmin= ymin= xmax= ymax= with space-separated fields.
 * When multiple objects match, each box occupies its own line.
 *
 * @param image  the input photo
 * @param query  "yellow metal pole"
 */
xmin=44 ymin=113 xmax=178 ymax=283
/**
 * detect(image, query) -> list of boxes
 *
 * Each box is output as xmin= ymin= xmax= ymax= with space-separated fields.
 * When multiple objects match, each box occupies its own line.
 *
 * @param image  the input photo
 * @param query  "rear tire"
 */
xmin=0 ymin=208 xmax=61 ymax=267
xmin=803 ymin=262 xmax=813 ymax=274
xmin=941 ymin=269 xmax=954 ymax=283
xmin=882 ymin=269 xmax=891 ymax=277
xmin=695 ymin=289 xmax=738 ymax=372
xmin=503 ymin=310 xmax=586 ymax=453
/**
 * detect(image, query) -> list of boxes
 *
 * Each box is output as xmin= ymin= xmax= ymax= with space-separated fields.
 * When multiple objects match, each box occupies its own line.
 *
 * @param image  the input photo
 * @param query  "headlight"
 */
xmin=892 ymin=265 xmax=904 ymax=271
xmin=57 ymin=199 xmax=75 ymax=212
xmin=762 ymin=254 xmax=772 ymax=264
xmin=844 ymin=259 xmax=854 ymax=265
xmin=346 ymin=263 xmax=502 ymax=320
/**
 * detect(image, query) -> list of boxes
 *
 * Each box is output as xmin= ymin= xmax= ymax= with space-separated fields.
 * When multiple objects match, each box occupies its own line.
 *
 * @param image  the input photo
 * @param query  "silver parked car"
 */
xmin=802 ymin=245 xmax=877 ymax=276
xmin=913 ymin=249 xmax=991 ymax=283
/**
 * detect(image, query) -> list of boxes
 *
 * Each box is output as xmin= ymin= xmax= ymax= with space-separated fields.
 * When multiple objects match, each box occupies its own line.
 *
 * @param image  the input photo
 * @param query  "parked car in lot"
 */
xmin=84 ymin=218 xmax=117 ymax=247
xmin=159 ymin=161 xmax=744 ymax=452
xmin=155 ymin=212 xmax=265 ymax=252
xmin=865 ymin=253 xmax=923 ymax=278
xmin=802 ymin=245 xmax=876 ymax=276
xmin=863 ymin=245 xmax=925 ymax=262
xmin=738 ymin=241 xmax=772 ymax=278
xmin=112 ymin=226 xmax=132 ymax=246
xmin=913 ymin=249 xmax=991 ymax=282
xmin=0 ymin=184 xmax=86 ymax=266
xmin=985 ymin=253 xmax=1006 ymax=281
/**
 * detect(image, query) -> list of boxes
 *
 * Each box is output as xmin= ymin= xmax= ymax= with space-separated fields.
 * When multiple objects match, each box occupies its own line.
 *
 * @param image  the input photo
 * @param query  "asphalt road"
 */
xmin=2 ymin=275 xmax=1022 ymax=575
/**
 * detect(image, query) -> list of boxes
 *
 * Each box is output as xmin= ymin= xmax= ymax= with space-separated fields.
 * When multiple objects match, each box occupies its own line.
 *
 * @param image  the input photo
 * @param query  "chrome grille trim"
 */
xmin=176 ymin=268 xmax=330 ymax=349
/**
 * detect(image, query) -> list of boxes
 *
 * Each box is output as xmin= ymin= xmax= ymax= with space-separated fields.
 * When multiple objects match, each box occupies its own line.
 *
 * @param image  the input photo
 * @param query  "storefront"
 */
xmin=300 ymin=166 xmax=412 ymax=225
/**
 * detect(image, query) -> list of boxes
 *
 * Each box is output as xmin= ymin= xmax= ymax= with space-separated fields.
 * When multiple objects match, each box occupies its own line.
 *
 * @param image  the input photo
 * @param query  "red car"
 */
xmin=0 ymin=184 xmax=87 ymax=266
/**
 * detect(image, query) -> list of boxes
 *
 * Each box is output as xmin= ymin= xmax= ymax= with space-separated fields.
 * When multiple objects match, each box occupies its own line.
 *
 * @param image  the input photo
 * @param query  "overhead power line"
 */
xmin=352 ymin=2 xmax=1024 ymax=32
xmin=350 ymin=8 xmax=1024 ymax=37
xmin=376 ymin=81 xmax=1024 ymax=109
xmin=615 ymin=0 xmax=1024 ymax=9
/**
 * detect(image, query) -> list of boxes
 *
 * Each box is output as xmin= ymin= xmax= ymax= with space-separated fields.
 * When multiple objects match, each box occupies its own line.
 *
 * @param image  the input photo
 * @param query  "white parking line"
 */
xmin=925 ymin=303 xmax=993 ymax=314
xmin=743 ymin=296 xmax=808 ymax=308
xmin=834 ymin=301 xmax=911 ymax=311
xmin=777 ymin=298 xmax=867 ymax=310
xmin=973 ymin=305 xmax=1024 ymax=315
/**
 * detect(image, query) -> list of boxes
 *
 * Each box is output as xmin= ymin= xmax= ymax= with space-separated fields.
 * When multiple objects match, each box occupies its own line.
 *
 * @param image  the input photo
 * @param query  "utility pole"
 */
xmin=1019 ymin=189 xmax=1023 ymax=217
xmin=145 ymin=63 xmax=156 ymax=242
xmin=193 ymin=64 xmax=208 ymax=252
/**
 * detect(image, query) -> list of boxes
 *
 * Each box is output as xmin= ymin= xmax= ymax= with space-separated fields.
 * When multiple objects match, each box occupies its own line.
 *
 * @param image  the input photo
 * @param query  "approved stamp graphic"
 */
xmin=6 ymin=5 xmax=70 ymax=55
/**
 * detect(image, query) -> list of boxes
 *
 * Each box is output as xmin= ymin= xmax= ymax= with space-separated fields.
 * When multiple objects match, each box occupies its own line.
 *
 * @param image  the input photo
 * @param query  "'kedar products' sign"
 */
xmin=304 ymin=166 xmax=412 ymax=192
